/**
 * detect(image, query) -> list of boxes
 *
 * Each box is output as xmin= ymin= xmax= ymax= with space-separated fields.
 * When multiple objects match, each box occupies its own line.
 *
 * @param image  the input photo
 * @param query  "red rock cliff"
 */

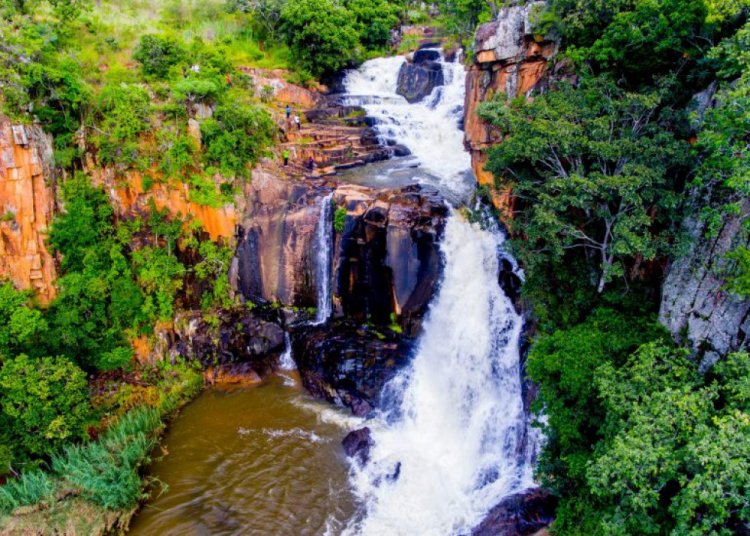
xmin=0 ymin=120 xmax=58 ymax=302
xmin=464 ymin=3 xmax=557 ymax=217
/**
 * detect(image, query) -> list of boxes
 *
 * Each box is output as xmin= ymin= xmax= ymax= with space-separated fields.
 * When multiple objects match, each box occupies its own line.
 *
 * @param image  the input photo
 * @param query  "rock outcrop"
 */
xmin=158 ymin=308 xmax=286 ymax=379
xmin=464 ymin=3 xmax=557 ymax=217
xmin=472 ymin=488 xmax=558 ymax=536
xmin=291 ymin=322 xmax=413 ymax=416
xmin=659 ymin=196 xmax=750 ymax=368
xmin=234 ymin=170 xmax=448 ymax=333
xmin=0 ymin=119 xmax=58 ymax=302
xmin=397 ymin=45 xmax=444 ymax=103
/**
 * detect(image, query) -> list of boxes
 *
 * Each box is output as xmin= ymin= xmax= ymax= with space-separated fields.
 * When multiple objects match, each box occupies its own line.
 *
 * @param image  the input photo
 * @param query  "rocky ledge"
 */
xmin=291 ymin=322 xmax=413 ymax=416
xmin=472 ymin=488 xmax=558 ymax=536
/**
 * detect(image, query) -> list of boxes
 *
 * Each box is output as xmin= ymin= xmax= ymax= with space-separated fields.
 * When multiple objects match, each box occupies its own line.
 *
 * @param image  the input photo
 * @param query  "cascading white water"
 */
xmin=343 ymin=51 xmax=473 ymax=202
xmin=345 ymin=216 xmax=536 ymax=536
xmin=279 ymin=332 xmax=295 ymax=370
xmin=313 ymin=192 xmax=334 ymax=325
xmin=340 ymin=50 xmax=540 ymax=535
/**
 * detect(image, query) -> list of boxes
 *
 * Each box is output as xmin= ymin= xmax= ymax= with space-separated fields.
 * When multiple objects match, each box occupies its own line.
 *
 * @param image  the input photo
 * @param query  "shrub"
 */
xmin=94 ymin=83 xmax=152 ymax=167
xmin=334 ymin=206 xmax=347 ymax=232
xmin=0 ymin=355 xmax=92 ymax=461
xmin=133 ymin=34 xmax=185 ymax=79
xmin=0 ymin=470 xmax=56 ymax=515
xmin=200 ymin=103 xmax=274 ymax=177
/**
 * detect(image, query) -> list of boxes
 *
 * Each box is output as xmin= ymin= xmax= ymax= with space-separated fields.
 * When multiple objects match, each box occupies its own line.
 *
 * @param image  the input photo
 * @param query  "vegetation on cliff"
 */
xmin=481 ymin=0 xmax=750 ymax=533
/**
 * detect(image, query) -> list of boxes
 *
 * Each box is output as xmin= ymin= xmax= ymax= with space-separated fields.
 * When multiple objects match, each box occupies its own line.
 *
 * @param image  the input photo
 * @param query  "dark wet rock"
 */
xmin=413 ymin=48 xmax=440 ymax=63
xmin=498 ymin=256 xmax=523 ymax=313
xmin=292 ymin=322 xmax=413 ymax=415
xmin=334 ymin=184 xmax=448 ymax=334
xmin=391 ymin=144 xmax=411 ymax=157
xmin=233 ymin=170 xmax=448 ymax=335
xmin=396 ymin=51 xmax=444 ymax=103
xmin=472 ymin=488 xmax=557 ymax=536
xmin=342 ymin=427 xmax=373 ymax=464
xmin=166 ymin=307 xmax=285 ymax=376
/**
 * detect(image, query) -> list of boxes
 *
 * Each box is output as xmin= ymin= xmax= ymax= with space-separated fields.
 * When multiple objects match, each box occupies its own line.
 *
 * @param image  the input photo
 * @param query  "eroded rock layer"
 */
xmin=464 ymin=2 xmax=557 ymax=216
xmin=0 ymin=120 xmax=57 ymax=302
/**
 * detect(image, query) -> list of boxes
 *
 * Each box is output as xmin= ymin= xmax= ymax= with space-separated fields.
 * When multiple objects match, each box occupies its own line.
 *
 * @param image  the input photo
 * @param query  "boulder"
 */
xmin=472 ymin=488 xmax=558 ymax=536
xmin=342 ymin=427 xmax=373 ymax=464
xmin=396 ymin=47 xmax=444 ymax=103
xmin=166 ymin=308 xmax=285 ymax=377
xmin=291 ymin=322 xmax=413 ymax=416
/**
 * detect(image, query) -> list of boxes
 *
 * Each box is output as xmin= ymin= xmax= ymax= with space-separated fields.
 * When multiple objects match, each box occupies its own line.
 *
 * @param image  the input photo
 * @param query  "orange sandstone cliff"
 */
xmin=464 ymin=2 xmax=557 ymax=217
xmin=0 ymin=119 xmax=58 ymax=302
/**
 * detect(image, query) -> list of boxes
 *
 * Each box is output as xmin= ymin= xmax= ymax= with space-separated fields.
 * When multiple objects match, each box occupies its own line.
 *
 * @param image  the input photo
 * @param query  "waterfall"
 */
xmin=279 ymin=332 xmax=295 ymax=370
xmin=343 ymin=51 xmax=473 ymax=202
xmin=339 ymin=50 xmax=540 ymax=535
xmin=345 ymin=216 xmax=537 ymax=535
xmin=313 ymin=192 xmax=334 ymax=325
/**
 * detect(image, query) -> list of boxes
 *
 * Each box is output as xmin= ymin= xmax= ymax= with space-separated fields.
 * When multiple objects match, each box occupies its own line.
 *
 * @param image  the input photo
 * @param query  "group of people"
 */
xmin=282 ymin=105 xmax=314 ymax=174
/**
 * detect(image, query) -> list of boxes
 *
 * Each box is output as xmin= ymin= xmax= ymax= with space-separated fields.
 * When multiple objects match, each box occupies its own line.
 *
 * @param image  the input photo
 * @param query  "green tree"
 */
xmin=279 ymin=0 xmax=360 ymax=77
xmin=0 ymin=283 xmax=48 ymax=359
xmin=93 ymin=83 xmax=152 ymax=167
xmin=526 ymin=309 xmax=667 ymax=532
xmin=347 ymin=0 xmax=400 ymax=50
xmin=588 ymin=346 xmax=750 ymax=534
xmin=133 ymin=34 xmax=185 ymax=79
xmin=200 ymin=103 xmax=274 ymax=177
xmin=0 ymin=355 xmax=91 ymax=461
xmin=481 ymin=76 xmax=687 ymax=294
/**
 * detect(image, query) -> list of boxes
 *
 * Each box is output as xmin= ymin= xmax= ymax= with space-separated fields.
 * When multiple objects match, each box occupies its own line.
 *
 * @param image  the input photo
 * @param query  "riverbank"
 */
xmin=0 ymin=362 xmax=203 ymax=535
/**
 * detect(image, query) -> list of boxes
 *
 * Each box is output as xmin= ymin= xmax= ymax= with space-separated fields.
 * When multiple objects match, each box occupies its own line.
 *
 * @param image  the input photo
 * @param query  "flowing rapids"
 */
xmin=343 ymin=51 xmax=474 ymax=203
xmin=344 ymin=215 xmax=537 ymax=535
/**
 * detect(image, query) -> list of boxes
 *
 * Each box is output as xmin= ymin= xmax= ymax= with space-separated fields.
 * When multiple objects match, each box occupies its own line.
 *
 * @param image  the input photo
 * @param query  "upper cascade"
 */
xmin=343 ymin=50 xmax=473 ymax=203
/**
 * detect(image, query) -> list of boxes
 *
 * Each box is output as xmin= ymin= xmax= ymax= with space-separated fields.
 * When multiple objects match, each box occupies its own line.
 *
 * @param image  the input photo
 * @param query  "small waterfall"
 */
xmin=279 ymin=332 xmax=295 ymax=370
xmin=345 ymin=215 xmax=537 ymax=535
xmin=313 ymin=192 xmax=334 ymax=325
xmin=343 ymin=51 xmax=473 ymax=202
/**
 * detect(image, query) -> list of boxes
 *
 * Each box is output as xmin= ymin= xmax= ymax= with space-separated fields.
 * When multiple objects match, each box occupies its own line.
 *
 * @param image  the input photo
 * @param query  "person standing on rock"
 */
xmin=285 ymin=105 xmax=291 ymax=119
xmin=294 ymin=114 xmax=301 ymax=130
xmin=306 ymin=156 xmax=315 ymax=172
xmin=282 ymin=149 xmax=290 ymax=166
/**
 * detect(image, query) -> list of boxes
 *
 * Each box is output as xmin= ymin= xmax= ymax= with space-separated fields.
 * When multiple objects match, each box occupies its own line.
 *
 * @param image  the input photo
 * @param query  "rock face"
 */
xmin=291 ymin=322 xmax=413 ymax=416
xmin=162 ymin=308 xmax=286 ymax=378
xmin=0 ymin=119 xmax=58 ymax=302
xmin=88 ymin=166 xmax=240 ymax=241
xmin=397 ymin=45 xmax=444 ymax=103
xmin=472 ymin=488 xmax=557 ymax=536
xmin=334 ymin=183 xmax=448 ymax=334
xmin=660 ymin=196 xmax=750 ymax=368
xmin=464 ymin=3 xmax=558 ymax=217
xmin=234 ymin=170 xmax=448 ymax=333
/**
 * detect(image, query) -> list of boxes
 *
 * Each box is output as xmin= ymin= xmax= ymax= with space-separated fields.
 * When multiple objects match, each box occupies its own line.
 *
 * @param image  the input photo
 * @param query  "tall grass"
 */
xmin=0 ymin=471 xmax=56 ymax=514
xmin=0 ymin=364 xmax=203 ymax=517
xmin=51 ymin=408 xmax=161 ymax=510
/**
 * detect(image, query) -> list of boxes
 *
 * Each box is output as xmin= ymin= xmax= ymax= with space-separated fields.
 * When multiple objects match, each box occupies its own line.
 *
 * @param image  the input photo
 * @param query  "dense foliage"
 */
xmin=481 ymin=0 xmax=750 ymax=533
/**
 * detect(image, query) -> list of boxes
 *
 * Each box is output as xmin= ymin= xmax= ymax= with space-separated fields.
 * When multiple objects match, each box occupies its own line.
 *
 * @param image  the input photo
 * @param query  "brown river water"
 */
xmin=128 ymin=373 xmax=359 ymax=535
